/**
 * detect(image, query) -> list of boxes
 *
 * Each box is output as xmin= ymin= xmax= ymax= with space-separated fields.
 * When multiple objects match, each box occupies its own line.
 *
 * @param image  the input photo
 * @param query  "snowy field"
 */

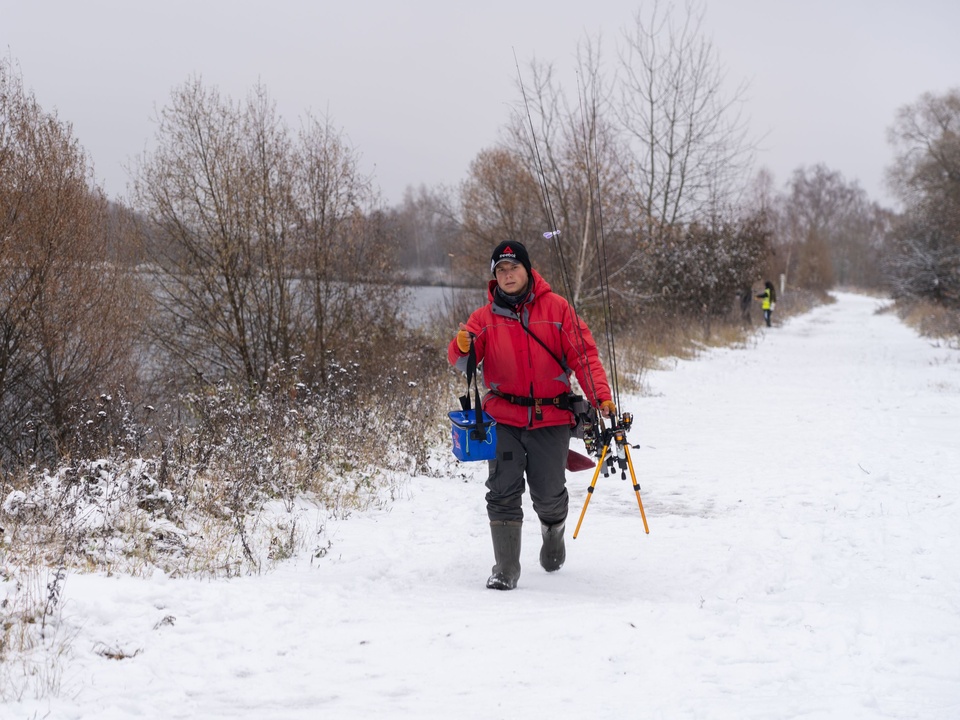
xmin=6 ymin=292 xmax=960 ymax=719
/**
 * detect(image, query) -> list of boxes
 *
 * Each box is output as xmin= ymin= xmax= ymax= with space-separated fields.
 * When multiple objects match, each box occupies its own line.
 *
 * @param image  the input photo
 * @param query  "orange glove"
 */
xmin=599 ymin=400 xmax=617 ymax=418
xmin=456 ymin=329 xmax=472 ymax=353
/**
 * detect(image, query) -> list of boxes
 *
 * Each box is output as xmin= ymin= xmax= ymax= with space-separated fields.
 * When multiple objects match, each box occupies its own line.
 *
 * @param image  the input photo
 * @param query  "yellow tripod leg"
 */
xmin=572 ymin=443 xmax=609 ymax=539
xmin=623 ymin=444 xmax=650 ymax=534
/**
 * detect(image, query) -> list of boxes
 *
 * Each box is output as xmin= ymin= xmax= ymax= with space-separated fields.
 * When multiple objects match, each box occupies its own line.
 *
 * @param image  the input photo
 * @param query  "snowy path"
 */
xmin=11 ymin=292 xmax=960 ymax=720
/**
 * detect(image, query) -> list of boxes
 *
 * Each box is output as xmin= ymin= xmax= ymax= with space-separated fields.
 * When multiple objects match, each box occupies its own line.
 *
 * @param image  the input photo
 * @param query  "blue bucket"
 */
xmin=448 ymin=410 xmax=497 ymax=462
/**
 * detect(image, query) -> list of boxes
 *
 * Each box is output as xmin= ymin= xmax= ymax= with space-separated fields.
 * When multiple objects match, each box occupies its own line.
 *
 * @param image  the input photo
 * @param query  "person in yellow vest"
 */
xmin=756 ymin=280 xmax=777 ymax=327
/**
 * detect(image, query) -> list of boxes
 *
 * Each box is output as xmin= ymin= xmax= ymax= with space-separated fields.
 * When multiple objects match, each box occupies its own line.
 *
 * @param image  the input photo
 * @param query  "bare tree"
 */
xmin=133 ymin=80 xmax=299 ymax=388
xmin=0 ymin=58 xmax=143 ymax=466
xmin=885 ymin=89 xmax=960 ymax=306
xmin=775 ymin=164 xmax=890 ymax=293
xmin=459 ymin=6 xmax=761 ymax=329
xmin=887 ymin=89 xmax=960 ymax=209
xmin=133 ymin=78 xmax=402 ymax=390
xmin=617 ymin=0 xmax=754 ymax=235
xmin=504 ymin=41 xmax=638 ymax=311
xmin=386 ymin=184 xmax=461 ymax=285
xmin=292 ymin=112 xmax=402 ymax=382
xmin=459 ymin=39 xmax=637 ymax=313
xmin=459 ymin=146 xmax=544 ymax=280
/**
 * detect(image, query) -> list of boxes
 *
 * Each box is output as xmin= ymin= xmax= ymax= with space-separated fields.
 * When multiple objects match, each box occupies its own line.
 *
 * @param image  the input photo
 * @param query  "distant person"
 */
xmin=448 ymin=240 xmax=616 ymax=591
xmin=756 ymin=280 xmax=776 ymax=327
xmin=739 ymin=287 xmax=753 ymax=326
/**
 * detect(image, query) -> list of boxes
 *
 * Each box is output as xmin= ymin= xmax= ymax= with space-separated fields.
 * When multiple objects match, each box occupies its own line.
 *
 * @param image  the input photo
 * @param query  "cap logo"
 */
xmin=491 ymin=241 xmax=528 ymax=274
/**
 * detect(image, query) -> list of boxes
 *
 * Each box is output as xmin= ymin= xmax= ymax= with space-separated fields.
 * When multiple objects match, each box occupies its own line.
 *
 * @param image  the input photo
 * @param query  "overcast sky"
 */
xmin=3 ymin=0 xmax=958 ymax=209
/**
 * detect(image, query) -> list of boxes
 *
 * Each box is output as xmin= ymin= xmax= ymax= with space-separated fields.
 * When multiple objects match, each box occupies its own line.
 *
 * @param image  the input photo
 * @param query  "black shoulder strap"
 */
xmin=459 ymin=344 xmax=493 ymax=437
xmin=459 ymin=344 xmax=480 ymax=411
xmin=521 ymin=317 xmax=570 ymax=375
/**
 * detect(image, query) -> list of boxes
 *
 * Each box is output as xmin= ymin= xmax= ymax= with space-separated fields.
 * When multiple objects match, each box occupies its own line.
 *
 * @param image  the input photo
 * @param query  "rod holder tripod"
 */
xmin=572 ymin=413 xmax=650 ymax=538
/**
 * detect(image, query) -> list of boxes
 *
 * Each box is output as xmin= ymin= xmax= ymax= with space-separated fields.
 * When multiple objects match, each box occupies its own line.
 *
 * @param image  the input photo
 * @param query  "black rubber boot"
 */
xmin=486 ymin=520 xmax=522 ymax=590
xmin=539 ymin=520 xmax=566 ymax=572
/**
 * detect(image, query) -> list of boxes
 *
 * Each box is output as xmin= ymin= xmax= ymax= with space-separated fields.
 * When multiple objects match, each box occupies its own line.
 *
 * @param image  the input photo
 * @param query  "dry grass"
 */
xmin=893 ymin=298 xmax=960 ymax=344
xmin=611 ymin=288 xmax=830 ymax=396
xmin=0 ymin=564 xmax=73 ymax=702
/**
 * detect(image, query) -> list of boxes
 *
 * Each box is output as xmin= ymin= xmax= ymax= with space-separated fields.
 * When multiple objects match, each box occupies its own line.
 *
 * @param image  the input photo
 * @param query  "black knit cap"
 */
xmin=490 ymin=240 xmax=532 ymax=276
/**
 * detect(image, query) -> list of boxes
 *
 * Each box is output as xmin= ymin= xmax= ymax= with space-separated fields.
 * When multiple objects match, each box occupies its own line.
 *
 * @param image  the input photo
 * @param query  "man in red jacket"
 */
xmin=448 ymin=240 xmax=616 ymax=590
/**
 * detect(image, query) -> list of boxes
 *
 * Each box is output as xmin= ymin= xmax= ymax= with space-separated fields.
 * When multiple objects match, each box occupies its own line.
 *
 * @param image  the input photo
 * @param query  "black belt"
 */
xmin=489 ymin=389 xmax=576 ymax=420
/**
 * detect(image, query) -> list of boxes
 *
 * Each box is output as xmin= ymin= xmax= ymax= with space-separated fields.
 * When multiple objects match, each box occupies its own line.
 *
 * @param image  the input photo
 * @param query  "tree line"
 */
xmin=2 ymin=2 xmax=958 ymax=477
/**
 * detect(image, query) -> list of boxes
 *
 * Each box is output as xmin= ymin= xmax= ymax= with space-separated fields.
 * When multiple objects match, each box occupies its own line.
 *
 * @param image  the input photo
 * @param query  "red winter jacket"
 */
xmin=447 ymin=270 xmax=612 ymax=429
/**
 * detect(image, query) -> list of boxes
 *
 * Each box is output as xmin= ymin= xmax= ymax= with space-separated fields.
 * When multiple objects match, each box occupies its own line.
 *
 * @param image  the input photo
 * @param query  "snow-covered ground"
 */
xmin=6 ymin=292 xmax=960 ymax=719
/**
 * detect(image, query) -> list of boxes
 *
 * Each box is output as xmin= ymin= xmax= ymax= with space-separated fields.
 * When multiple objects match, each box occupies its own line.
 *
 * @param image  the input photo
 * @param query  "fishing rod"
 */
xmin=576 ymin=70 xmax=621 ymax=413
xmin=512 ymin=52 xmax=649 ymax=537
xmin=512 ymin=51 xmax=604 ymax=417
xmin=570 ymin=68 xmax=648 ymax=537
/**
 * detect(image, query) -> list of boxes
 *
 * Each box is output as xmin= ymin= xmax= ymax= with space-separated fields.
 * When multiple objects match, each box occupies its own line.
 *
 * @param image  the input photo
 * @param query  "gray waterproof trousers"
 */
xmin=485 ymin=423 xmax=570 ymax=525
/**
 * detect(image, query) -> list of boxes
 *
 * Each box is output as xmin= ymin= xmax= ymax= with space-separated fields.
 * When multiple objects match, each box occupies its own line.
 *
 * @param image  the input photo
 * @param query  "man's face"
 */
xmin=494 ymin=261 xmax=529 ymax=295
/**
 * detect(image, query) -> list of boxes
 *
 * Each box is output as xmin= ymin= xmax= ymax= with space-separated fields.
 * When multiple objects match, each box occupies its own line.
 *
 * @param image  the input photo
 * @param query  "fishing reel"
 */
xmin=587 ymin=409 xmax=636 ymax=479
xmin=606 ymin=410 xmax=634 ymax=443
xmin=580 ymin=408 xmax=634 ymax=460
xmin=570 ymin=395 xmax=601 ymax=456
xmin=582 ymin=418 xmax=601 ymax=457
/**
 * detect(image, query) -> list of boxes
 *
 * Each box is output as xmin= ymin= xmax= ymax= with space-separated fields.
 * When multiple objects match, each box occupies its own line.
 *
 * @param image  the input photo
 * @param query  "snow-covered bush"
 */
xmin=0 ymin=339 xmax=454 ymax=578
